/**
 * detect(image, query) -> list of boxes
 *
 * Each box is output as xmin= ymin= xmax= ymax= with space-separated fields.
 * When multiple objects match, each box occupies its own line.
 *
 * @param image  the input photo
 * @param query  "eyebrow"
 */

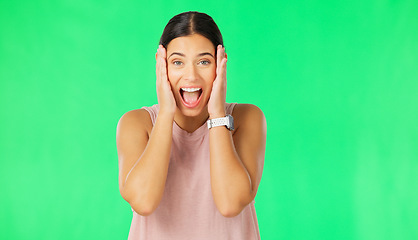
xmin=168 ymin=52 xmax=214 ymax=59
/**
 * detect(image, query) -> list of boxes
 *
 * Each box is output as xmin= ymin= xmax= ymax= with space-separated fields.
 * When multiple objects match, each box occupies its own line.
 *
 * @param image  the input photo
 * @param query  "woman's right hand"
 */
xmin=156 ymin=45 xmax=176 ymax=116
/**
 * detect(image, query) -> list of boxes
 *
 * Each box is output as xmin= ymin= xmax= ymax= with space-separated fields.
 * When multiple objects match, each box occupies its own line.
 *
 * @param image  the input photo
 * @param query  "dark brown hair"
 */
xmin=159 ymin=11 xmax=224 ymax=49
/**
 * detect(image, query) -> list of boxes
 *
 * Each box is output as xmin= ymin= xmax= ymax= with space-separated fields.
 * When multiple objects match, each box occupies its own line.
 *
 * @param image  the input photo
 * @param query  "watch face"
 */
xmin=227 ymin=115 xmax=234 ymax=131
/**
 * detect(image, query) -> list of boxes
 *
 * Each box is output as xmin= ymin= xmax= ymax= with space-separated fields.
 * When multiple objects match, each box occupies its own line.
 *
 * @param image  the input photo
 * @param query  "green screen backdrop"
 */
xmin=1 ymin=0 xmax=417 ymax=239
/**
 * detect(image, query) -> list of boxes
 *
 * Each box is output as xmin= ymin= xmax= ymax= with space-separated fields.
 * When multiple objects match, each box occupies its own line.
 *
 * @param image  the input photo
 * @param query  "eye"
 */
xmin=198 ymin=60 xmax=211 ymax=65
xmin=173 ymin=61 xmax=183 ymax=66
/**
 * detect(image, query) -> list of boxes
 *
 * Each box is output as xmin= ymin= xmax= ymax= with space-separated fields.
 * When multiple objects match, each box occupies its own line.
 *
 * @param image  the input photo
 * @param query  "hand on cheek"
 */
xmin=208 ymin=45 xmax=227 ymax=119
xmin=156 ymin=45 xmax=176 ymax=115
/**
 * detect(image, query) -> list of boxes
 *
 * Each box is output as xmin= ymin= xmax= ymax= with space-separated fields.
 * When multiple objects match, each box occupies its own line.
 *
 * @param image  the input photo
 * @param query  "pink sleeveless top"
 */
xmin=128 ymin=103 xmax=261 ymax=240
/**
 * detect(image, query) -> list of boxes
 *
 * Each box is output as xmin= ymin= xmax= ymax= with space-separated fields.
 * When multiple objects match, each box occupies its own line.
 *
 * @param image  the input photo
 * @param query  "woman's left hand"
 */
xmin=208 ymin=45 xmax=228 ymax=118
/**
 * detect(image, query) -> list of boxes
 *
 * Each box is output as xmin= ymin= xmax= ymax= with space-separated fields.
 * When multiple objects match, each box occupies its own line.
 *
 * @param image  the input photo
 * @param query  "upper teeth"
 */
xmin=181 ymin=88 xmax=201 ymax=92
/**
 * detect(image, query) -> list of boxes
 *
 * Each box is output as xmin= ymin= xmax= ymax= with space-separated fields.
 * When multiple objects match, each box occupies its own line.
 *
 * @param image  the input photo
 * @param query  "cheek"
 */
xmin=167 ymin=67 xmax=182 ymax=85
xmin=208 ymin=67 xmax=216 ymax=82
xmin=203 ymin=68 xmax=216 ymax=89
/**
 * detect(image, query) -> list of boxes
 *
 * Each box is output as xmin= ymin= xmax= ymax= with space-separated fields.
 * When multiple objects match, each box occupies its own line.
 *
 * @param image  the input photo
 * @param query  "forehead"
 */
xmin=166 ymin=34 xmax=215 ymax=56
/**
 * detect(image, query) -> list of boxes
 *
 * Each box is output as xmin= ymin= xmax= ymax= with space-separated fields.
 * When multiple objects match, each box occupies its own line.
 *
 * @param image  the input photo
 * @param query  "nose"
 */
xmin=184 ymin=64 xmax=199 ymax=81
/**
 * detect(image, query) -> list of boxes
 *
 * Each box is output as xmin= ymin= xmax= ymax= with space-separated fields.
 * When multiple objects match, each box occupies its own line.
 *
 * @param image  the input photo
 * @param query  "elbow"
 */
xmin=219 ymin=207 xmax=242 ymax=218
xmin=120 ymin=188 xmax=158 ymax=217
xmin=217 ymin=201 xmax=248 ymax=218
xmin=216 ymin=193 xmax=255 ymax=218
xmin=218 ymin=203 xmax=248 ymax=218
xmin=130 ymin=201 xmax=156 ymax=216
xmin=128 ymin=197 xmax=159 ymax=216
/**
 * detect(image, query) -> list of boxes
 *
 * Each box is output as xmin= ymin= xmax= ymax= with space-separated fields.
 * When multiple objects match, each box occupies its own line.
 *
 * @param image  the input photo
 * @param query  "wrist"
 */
xmin=159 ymin=104 xmax=176 ymax=116
xmin=157 ymin=110 xmax=175 ymax=121
xmin=209 ymin=111 xmax=226 ymax=119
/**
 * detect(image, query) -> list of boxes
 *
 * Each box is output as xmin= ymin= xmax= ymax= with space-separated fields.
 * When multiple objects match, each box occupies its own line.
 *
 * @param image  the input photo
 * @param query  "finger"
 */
xmin=156 ymin=45 xmax=164 ymax=63
xmin=220 ymin=45 xmax=226 ymax=61
xmin=161 ymin=45 xmax=167 ymax=59
xmin=216 ymin=45 xmax=221 ymax=75
xmin=161 ymin=56 xmax=167 ymax=81
xmin=157 ymin=46 xmax=164 ymax=84
xmin=160 ymin=46 xmax=168 ymax=81
xmin=156 ymin=46 xmax=161 ymax=73
xmin=217 ymin=45 xmax=227 ymax=75
xmin=216 ymin=45 xmax=222 ymax=68
xmin=156 ymin=47 xmax=160 ymax=81
xmin=220 ymin=58 xmax=227 ymax=79
xmin=213 ymin=58 xmax=227 ymax=85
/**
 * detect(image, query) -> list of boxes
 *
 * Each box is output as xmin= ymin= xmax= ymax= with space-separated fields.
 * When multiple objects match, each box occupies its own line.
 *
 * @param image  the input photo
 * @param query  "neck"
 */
xmin=173 ymin=108 xmax=209 ymax=133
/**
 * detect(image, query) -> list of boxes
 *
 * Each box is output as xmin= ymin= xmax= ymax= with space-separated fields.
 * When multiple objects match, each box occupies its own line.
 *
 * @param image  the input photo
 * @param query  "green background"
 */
xmin=1 ymin=0 xmax=417 ymax=239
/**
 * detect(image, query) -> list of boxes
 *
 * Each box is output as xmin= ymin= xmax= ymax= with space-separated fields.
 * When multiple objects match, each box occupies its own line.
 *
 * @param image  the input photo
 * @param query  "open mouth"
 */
xmin=180 ymin=87 xmax=203 ymax=108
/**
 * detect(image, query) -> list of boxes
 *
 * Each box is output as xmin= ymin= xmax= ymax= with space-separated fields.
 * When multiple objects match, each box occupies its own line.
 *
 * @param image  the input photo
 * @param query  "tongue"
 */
xmin=183 ymin=91 xmax=200 ymax=104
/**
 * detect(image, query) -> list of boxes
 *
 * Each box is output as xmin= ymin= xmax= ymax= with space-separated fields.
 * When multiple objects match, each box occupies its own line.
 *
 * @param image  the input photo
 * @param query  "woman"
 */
xmin=116 ymin=11 xmax=266 ymax=239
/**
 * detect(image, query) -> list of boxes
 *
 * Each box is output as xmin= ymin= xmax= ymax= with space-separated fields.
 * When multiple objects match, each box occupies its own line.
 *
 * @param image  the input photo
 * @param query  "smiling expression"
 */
xmin=166 ymin=34 xmax=216 ymax=117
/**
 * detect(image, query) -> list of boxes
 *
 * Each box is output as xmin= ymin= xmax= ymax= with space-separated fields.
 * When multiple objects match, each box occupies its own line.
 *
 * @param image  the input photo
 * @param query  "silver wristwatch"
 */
xmin=207 ymin=115 xmax=234 ymax=131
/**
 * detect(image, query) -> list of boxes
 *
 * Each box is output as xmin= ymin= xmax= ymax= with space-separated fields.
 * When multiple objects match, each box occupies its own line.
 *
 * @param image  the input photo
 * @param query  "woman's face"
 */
xmin=166 ymin=34 xmax=216 ymax=117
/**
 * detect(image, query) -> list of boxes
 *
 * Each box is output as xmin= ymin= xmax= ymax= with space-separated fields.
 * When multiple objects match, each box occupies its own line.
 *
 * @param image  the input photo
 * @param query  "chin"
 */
xmin=176 ymin=105 xmax=206 ymax=117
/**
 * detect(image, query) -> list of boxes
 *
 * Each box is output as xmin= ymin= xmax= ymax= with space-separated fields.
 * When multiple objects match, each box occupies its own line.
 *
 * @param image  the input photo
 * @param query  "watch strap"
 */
xmin=207 ymin=115 xmax=234 ymax=131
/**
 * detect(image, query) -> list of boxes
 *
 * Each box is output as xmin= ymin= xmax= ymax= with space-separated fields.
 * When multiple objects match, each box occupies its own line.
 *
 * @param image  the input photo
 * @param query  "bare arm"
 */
xmin=208 ymin=46 xmax=266 ymax=217
xmin=117 ymin=110 xmax=173 ymax=216
xmin=209 ymin=104 xmax=266 ymax=217
xmin=117 ymin=45 xmax=176 ymax=216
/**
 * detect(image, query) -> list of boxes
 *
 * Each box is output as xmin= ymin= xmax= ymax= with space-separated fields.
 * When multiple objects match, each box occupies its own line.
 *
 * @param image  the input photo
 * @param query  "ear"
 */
xmin=225 ymin=53 xmax=228 ymax=60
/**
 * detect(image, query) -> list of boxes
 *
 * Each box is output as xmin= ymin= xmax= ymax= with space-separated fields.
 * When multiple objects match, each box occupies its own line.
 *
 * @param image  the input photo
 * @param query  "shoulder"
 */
xmin=232 ymin=104 xmax=265 ymax=123
xmin=232 ymin=103 xmax=264 ymax=115
xmin=116 ymin=109 xmax=153 ymax=137
xmin=231 ymin=104 xmax=266 ymax=134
